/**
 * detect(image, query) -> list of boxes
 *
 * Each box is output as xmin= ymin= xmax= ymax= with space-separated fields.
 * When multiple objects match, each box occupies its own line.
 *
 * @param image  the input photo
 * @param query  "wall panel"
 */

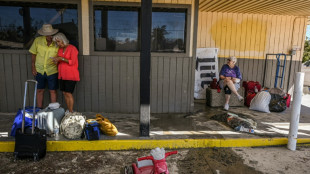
xmin=198 ymin=11 xmax=306 ymax=93
xmin=0 ymin=53 xmax=193 ymax=113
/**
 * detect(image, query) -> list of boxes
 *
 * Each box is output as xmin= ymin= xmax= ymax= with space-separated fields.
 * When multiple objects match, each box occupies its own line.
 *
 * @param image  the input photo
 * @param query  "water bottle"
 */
xmin=235 ymin=126 xmax=254 ymax=134
xmin=54 ymin=127 xmax=59 ymax=140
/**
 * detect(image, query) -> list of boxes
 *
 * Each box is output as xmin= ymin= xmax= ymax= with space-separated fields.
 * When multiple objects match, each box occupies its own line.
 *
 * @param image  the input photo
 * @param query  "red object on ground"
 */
xmin=243 ymin=81 xmax=262 ymax=94
xmin=245 ymin=93 xmax=256 ymax=107
xmin=284 ymin=94 xmax=291 ymax=108
xmin=132 ymin=151 xmax=178 ymax=174
xmin=243 ymin=81 xmax=262 ymax=106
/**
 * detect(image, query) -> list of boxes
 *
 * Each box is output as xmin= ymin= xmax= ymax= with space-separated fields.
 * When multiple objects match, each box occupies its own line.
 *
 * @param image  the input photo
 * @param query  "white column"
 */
xmin=287 ymin=72 xmax=305 ymax=151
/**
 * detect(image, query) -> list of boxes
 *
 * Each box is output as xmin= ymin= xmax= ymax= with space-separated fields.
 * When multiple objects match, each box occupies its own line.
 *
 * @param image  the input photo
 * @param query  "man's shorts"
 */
xmin=35 ymin=73 xmax=58 ymax=90
xmin=59 ymin=79 xmax=77 ymax=93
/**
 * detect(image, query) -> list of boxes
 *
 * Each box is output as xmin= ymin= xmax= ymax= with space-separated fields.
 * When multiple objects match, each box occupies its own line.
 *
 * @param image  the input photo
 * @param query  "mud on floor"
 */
xmin=0 ymin=148 xmax=261 ymax=174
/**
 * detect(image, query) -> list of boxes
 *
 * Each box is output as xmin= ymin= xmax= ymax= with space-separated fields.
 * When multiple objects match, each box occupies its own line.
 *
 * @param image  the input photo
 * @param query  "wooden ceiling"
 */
xmin=199 ymin=0 xmax=310 ymax=16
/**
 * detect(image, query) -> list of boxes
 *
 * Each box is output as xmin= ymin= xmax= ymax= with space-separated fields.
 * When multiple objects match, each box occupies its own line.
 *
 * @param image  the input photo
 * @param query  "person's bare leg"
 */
xmin=49 ymin=90 xmax=57 ymax=103
xmin=224 ymin=79 xmax=243 ymax=102
xmin=225 ymin=79 xmax=239 ymax=96
xmin=67 ymin=93 xmax=74 ymax=112
xmin=63 ymin=92 xmax=69 ymax=110
xmin=225 ymin=94 xmax=231 ymax=104
xmin=37 ymin=89 xmax=44 ymax=108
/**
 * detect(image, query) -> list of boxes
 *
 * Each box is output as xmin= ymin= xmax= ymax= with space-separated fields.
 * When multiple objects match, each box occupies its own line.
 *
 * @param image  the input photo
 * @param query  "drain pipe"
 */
xmin=287 ymin=72 xmax=304 ymax=151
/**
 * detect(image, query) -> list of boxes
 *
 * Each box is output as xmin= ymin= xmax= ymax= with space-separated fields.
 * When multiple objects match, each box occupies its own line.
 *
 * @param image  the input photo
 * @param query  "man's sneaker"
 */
xmin=65 ymin=109 xmax=70 ymax=115
xmin=224 ymin=104 xmax=229 ymax=110
xmin=237 ymin=95 xmax=244 ymax=102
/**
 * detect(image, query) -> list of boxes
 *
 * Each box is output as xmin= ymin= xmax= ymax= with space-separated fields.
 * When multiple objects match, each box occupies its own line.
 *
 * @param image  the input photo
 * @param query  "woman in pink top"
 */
xmin=52 ymin=33 xmax=80 ymax=113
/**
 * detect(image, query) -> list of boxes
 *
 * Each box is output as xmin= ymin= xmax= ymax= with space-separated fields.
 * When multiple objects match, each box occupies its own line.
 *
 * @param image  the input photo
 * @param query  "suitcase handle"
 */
xmin=22 ymin=80 xmax=38 ymax=134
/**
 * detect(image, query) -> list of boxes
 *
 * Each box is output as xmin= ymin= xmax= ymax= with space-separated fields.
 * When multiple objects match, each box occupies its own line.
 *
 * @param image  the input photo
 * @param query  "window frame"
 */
xmin=89 ymin=1 xmax=191 ymax=57
xmin=0 ymin=0 xmax=82 ymax=54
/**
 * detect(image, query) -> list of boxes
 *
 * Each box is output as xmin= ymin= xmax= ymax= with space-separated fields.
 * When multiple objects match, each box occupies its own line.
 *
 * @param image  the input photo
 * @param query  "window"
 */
xmin=152 ymin=8 xmax=186 ymax=53
xmin=0 ymin=1 xmax=78 ymax=50
xmin=93 ymin=6 xmax=187 ymax=53
xmin=94 ymin=6 xmax=139 ymax=52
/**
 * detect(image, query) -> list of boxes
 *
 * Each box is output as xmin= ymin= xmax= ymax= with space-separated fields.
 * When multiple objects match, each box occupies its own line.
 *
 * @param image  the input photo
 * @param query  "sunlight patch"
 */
xmin=0 ymin=132 xmax=8 ymax=137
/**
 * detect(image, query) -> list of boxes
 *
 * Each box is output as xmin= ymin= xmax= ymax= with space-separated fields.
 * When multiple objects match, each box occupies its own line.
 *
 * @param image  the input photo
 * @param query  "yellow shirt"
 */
xmin=29 ymin=36 xmax=59 ymax=76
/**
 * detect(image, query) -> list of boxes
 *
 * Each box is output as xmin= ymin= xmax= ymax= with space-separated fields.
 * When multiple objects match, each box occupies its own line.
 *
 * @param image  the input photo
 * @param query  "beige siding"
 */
xmin=198 ymin=11 xmax=307 ymax=92
xmin=198 ymin=12 xmax=307 ymax=61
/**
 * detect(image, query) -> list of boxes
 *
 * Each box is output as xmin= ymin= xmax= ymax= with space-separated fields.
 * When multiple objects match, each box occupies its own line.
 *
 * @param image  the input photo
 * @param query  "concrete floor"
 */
xmin=0 ymin=95 xmax=310 ymax=141
xmin=1 ymin=94 xmax=310 ymax=142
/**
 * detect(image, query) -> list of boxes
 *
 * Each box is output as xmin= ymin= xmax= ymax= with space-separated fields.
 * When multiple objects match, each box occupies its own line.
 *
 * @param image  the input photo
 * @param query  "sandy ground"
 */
xmin=233 ymin=146 xmax=310 ymax=174
xmin=0 ymin=148 xmax=261 ymax=174
xmin=1 ymin=146 xmax=310 ymax=174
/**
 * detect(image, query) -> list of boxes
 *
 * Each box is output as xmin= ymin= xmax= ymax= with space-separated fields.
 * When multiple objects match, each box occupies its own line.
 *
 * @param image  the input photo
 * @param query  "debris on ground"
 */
xmin=211 ymin=112 xmax=257 ymax=133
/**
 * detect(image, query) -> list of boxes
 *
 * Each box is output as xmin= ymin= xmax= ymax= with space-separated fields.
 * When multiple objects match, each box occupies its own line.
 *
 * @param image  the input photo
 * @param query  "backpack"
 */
xmin=243 ymin=81 xmax=262 ymax=94
xmin=60 ymin=112 xmax=86 ymax=139
xmin=84 ymin=119 xmax=100 ymax=140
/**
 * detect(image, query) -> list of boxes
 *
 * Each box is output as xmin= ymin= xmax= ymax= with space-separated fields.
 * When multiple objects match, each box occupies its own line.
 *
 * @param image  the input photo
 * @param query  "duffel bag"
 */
xmin=60 ymin=112 xmax=86 ymax=139
xmin=37 ymin=106 xmax=65 ymax=136
xmin=11 ymin=107 xmax=41 ymax=137
xmin=243 ymin=81 xmax=262 ymax=95
xmin=245 ymin=93 xmax=256 ymax=107
xmin=95 ymin=114 xmax=118 ymax=136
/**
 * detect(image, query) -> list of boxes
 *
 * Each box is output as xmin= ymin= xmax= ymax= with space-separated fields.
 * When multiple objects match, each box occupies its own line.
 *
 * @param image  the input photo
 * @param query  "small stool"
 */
xmin=206 ymin=87 xmax=244 ymax=107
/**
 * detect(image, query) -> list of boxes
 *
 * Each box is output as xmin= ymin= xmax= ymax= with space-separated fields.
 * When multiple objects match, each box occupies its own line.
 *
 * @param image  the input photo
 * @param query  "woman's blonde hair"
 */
xmin=53 ymin=32 xmax=69 ymax=46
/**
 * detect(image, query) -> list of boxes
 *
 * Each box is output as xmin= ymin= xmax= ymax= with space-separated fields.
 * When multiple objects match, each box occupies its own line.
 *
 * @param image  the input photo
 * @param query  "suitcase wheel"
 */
xmin=13 ymin=152 xmax=18 ymax=161
xmin=33 ymin=153 xmax=39 ymax=161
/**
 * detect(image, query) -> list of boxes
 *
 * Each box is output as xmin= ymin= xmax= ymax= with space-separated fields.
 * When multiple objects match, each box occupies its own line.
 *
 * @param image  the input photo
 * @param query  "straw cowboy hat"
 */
xmin=37 ymin=24 xmax=58 ymax=36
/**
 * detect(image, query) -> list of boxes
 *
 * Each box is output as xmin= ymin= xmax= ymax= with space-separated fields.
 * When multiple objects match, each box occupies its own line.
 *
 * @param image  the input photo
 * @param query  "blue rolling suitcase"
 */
xmin=14 ymin=80 xmax=47 ymax=161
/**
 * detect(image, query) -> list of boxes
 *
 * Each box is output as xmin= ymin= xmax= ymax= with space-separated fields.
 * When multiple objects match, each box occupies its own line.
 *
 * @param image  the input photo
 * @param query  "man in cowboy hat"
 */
xmin=29 ymin=24 xmax=59 ymax=108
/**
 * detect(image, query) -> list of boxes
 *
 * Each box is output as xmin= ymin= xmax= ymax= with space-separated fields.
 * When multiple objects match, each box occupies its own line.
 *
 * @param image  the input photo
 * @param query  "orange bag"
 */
xmin=95 ymin=114 xmax=118 ymax=136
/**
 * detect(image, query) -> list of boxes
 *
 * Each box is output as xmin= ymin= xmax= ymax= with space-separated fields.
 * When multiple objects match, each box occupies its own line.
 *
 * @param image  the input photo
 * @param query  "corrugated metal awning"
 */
xmin=199 ymin=0 xmax=310 ymax=16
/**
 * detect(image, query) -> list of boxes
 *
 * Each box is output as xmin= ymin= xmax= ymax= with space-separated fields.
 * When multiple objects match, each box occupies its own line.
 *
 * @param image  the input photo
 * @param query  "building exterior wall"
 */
xmin=197 ymin=11 xmax=307 ymax=93
xmin=0 ymin=1 xmax=308 ymax=113
xmin=0 ymin=0 xmax=196 ymax=113
xmin=0 ymin=53 xmax=193 ymax=113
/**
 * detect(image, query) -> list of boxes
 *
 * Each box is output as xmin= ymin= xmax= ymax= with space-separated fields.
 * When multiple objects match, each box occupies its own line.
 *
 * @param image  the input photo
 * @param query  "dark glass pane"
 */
xmin=152 ymin=10 xmax=186 ymax=52
xmin=0 ymin=2 xmax=78 ymax=50
xmin=94 ymin=7 xmax=139 ymax=51
xmin=0 ymin=6 xmax=24 ymax=49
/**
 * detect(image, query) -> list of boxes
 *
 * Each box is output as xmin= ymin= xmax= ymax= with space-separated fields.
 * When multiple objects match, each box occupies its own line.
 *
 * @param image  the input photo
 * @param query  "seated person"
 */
xmin=219 ymin=56 xmax=244 ymax=110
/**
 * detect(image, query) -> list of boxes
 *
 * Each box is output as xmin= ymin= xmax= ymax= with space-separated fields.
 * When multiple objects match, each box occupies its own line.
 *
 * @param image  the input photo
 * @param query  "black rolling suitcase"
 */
xmin=14 ymin=80 xmax=47 ymax=161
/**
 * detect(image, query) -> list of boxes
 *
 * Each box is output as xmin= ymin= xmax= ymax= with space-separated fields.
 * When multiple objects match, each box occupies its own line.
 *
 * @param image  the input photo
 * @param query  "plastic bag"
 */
xmin=60 ymin=112 xmax=86 ymax=139
xmin=269 ymin=94 xmax=287 ymax=112
xmin=268 ymin=87 xmax=287 ymax=97
xmin=249 ymin=91 xmax=271 ymax=113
